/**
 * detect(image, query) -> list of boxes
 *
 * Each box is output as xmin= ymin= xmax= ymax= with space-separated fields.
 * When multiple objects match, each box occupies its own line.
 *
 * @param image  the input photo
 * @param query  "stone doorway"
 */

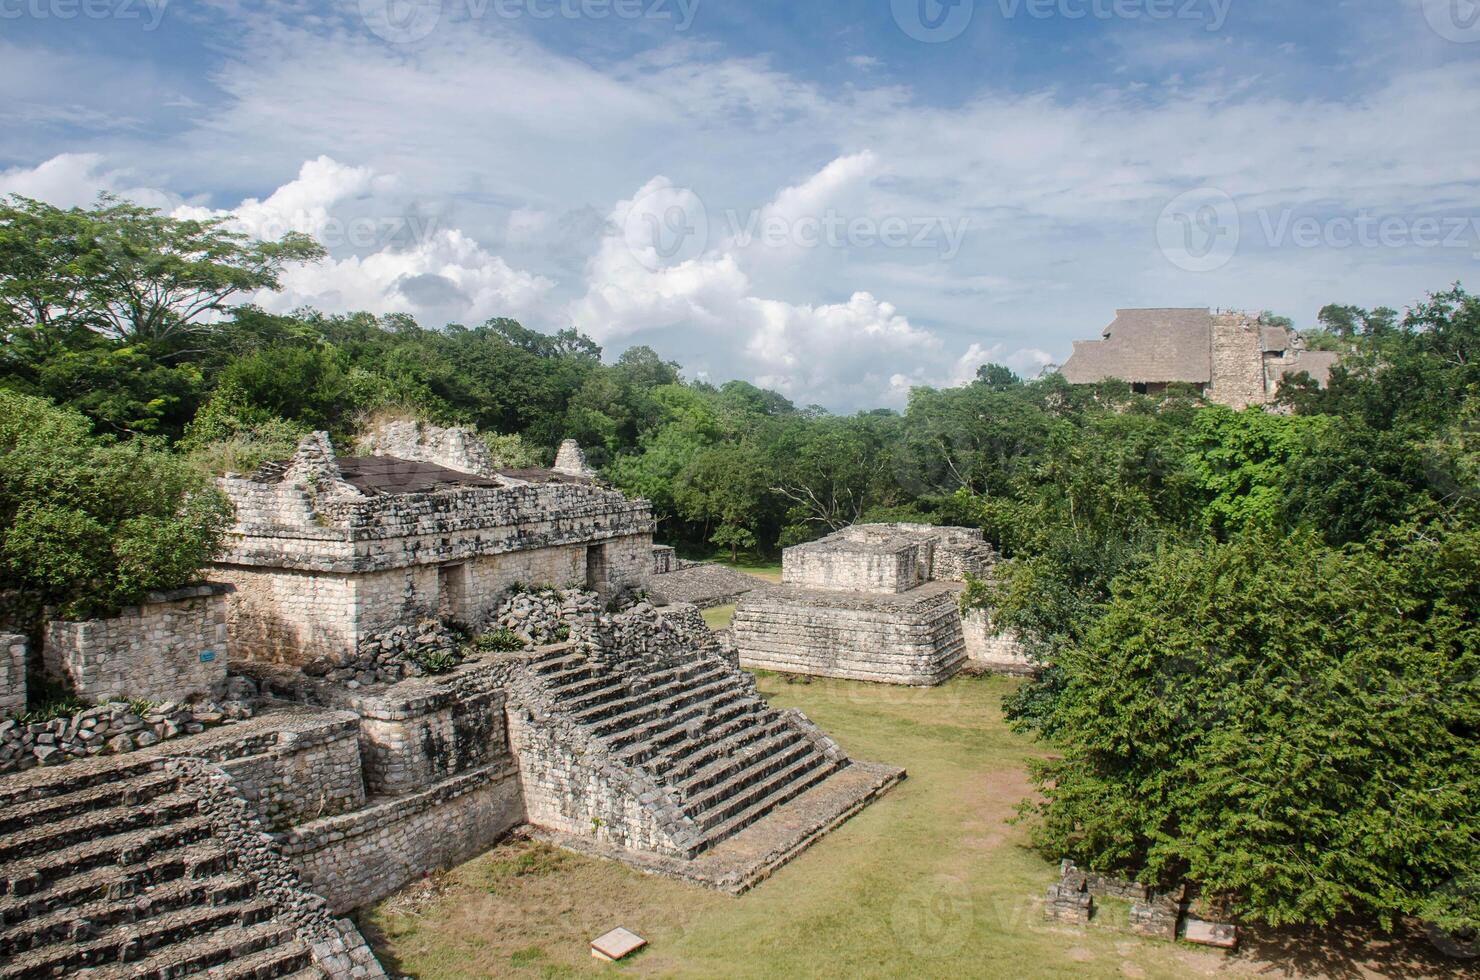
xmin=585 ymin=544 xmax=608 ymax=593
xmin=438 ymin=563 xmax=470 ymax=624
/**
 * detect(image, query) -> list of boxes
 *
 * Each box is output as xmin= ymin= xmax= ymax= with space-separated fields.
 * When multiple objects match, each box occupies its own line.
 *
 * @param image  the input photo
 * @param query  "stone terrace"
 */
xmin=0 ymin=707 xmax=382 ymax=979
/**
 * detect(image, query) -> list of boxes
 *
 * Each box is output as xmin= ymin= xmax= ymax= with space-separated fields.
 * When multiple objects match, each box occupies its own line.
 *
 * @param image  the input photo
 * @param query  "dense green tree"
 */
xmin=0 ymin=390 xmax=229 ymax=617
xmin=1021 ymin=525 xmax=1478 ymax=933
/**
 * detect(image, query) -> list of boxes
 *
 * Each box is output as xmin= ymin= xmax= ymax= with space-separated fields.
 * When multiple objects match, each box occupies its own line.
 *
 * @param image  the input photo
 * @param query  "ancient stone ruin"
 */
xmin=0 ymin=423 xmax=904 ymax=978
xmin=732 ymin=523 xmax=1031 ymax=685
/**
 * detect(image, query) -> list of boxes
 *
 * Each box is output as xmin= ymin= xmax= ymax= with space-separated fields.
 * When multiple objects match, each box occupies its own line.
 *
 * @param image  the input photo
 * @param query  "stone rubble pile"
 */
xmin=0 ymin=683 xmax=257 ymax=774
xmin=313 ymin=620 xmax=467 ymax=687
xmin=486 ymin=589 xmax=600 ymax=648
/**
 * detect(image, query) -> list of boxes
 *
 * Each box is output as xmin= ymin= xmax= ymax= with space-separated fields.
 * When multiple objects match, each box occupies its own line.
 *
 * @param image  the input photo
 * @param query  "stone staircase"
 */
xmin=510 ymin=641 xmax=850 ymax=859
xmin=0 ymin=758 xmax=321 ymax=980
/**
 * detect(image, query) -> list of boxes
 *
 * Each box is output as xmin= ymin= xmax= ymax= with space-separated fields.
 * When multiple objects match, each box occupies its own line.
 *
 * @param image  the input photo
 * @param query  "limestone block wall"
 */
xmin=352 ymin=564 xmax=441 ymax=634
xmin=221 ymin=481 xmax=655 ymax=576
xmin=783 ymin=541 xmax=924 ymax=594
xmin=354 ymin=420 xmax=497 ymax=477
xmin=213 ymin=567 xmax=357 ymax=667
xmin=281 ymin=764 xmax=524 ymax=912
xmin=733 ymin=584 xmax=967 ymax=686
xmin=1209 ymin=314 xmax=1270 ymax=409
xmin=603 ymin=533 xmax=657 ymax=596
xmin=1 ymin=633 xmax=25 ymax=716
xmin=464 ymin=545 xmax=586 ymax=610
xmin=961 ymin=608 xmax=1034 ymax=675
xmin=351 ymin=685 xmax=509 ymax=797
xmin=215 ymin=714 xmax=367 ymax=828
xmin=42 ymin=585 xmax=231 ymax=703
xmin=506 ymin=704 xmax=691 ymax=857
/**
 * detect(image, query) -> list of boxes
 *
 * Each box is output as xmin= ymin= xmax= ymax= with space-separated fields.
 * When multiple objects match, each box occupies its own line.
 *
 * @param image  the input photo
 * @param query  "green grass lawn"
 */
xmin=359 ymin=675 xmax=1257 ymax=979
xmin=696 ymin=552 xmax=783 ymax=584
xmin=700 ymin=604 xmax=736 ymax=630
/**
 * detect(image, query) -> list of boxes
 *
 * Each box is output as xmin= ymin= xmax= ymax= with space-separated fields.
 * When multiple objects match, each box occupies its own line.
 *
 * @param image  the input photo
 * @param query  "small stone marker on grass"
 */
xmin=1182 ymin=917 xmax=1238 ymax=949
xmin=591 ymin=927 xmax=647 ymax=962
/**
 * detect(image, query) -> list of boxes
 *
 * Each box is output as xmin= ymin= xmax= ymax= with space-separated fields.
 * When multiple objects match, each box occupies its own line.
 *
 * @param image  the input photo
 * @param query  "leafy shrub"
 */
xmin=412 ymin=649 xmax=462 ymax=676
xmin=475 ymin=629 xmax=525 ymax=653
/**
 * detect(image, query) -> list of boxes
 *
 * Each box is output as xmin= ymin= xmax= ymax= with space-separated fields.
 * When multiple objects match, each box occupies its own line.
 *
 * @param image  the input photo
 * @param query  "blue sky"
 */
xmin=3 ymin=0 xmax=1478 ymax=409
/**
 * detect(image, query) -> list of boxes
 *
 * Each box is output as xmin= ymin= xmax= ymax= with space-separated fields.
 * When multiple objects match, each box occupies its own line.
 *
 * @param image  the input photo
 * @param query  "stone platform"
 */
xmin=531 ymin=759 xmax=904 ymax=894
xmin=732 ymin=582 xmax=968 ymax=686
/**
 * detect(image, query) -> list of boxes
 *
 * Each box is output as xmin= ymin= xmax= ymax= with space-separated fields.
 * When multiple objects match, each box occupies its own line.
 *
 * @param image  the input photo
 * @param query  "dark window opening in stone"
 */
xmin=586 ymin=544 xmax=608 ymax=591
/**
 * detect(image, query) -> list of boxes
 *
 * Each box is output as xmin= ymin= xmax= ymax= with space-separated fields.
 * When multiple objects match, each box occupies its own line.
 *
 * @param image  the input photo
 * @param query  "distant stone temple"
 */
xmin=733 ymin=524 xmax=1031 ymax=686
xmin=1059 ymin=308 xmax=1340 ymax=409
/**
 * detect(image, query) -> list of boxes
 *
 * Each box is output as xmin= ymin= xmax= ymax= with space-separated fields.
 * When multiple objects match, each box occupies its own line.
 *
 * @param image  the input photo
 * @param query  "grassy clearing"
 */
xmin=360 ymin=675 xmax=1259 ymax=979
xmin=700 ymin=604 xmax=736 ymax=630
xmin=699 ymin=552 xmax=783 ymax=584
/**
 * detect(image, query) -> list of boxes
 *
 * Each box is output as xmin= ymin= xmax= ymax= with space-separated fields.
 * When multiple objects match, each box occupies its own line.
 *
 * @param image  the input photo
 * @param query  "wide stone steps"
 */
xmin=81 ymin=920 xmax=304 ymax=980
xmin=671 ymin=726 xmax=810 ymax=798
xmin=0 ymin=871 xmax=256 ymax=958
xmin=574 ymin=668 xmax=730 ymax=730
xmin=0 ymin=758 xmax=328 ymax=980
xmin=2 ymin=815 xmax=217 ymax=895
xmin=586 ymin=677 xmax=743 ymax=740
xmin=204 ymin=935 xmax=316 ymax=980
xmin=0 ymin=769 xmax=179 ymax=837
xmin=644 ymin=709 xmax=788 ymax=783
xmin=697 ymin=755 xmax=841 ymax=846
xmin=683 ymin=740 xmax=825 ymax=823
xmin=0 ymin=793 xmax=200 ymax=864
xmin=0 ymin=841 xmax=232 ymax=930
xmin=516 ymin=640 xmax=852 ymax=856
xmin=0 ymin=895 xmax=277 ymax=979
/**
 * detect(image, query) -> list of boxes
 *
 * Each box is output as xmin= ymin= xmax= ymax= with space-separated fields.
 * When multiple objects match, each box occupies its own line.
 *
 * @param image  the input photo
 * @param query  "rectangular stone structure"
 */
xmin=42 ymin=584 xmax=231 ymax=704
xmin=734 ymin=582 xmax=967 ymax=686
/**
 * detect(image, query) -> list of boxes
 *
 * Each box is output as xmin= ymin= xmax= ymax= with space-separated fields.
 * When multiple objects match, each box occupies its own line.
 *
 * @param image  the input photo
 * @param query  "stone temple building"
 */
xmin=212 ymin=426 xmax=654 ymax=668
xmin=0 ymin=422 xmax=902 ymax=979
xmin=733 ymin=523 xmax=1030 ymax=686
xmin=1059 ymin=308 xmax=1340 ymax=409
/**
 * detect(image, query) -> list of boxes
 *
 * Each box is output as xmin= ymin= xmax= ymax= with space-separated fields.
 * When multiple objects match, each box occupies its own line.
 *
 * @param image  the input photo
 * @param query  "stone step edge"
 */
xmin=525 ymin=759 xmax=907 ymax=894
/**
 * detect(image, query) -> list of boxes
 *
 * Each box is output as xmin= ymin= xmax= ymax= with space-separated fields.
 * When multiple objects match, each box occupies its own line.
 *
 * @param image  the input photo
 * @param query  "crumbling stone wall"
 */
xmin=961 ymin=608 xmax=1033 ymax=675
xmin=355 ymin=419 xmax=498 ymax=477
xmin=42 ymin=585 xmax=231 ymax=704
xmin=1209 ymin=313 xmax=1269 ymax=410
xmin=349 ymin=683 xmax=510 ymax=797
xmin=281 ymin=763 xmax=524 ymax=912
xmin=0 ymin=633 xmax=25 ymax=716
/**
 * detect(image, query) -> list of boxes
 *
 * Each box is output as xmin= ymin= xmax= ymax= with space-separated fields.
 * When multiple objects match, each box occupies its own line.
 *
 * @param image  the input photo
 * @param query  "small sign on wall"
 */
xmin=199 ymin=650 xmax=217 ymax=663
